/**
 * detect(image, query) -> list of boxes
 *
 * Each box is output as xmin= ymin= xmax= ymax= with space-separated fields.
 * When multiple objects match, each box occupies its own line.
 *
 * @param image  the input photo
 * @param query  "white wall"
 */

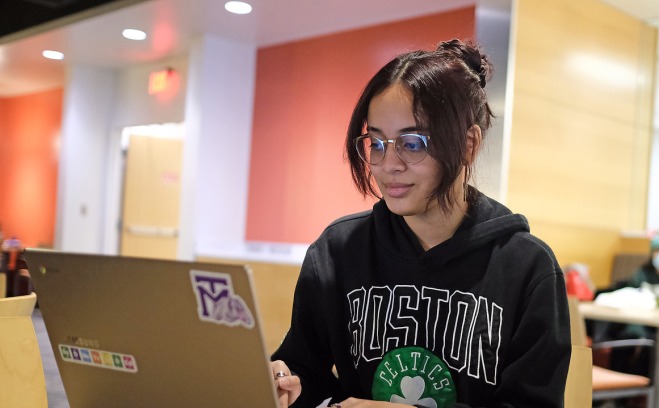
xmin=56 ymin=65 xmax=117 ymax=252
xmin=56 ymin=35 xmax=258 ymax=259
xmin=101 ymin=54 xmax=189 ymax=254
xmin=114 ymin=55 xmax=188 ymax=128
xmin=178 ymin=35 xmax=257 ymax=260
xmin=57 ymin=56 xmax=190 ymax=254
xmin=475 ymin=1 xmax=512 ymax=202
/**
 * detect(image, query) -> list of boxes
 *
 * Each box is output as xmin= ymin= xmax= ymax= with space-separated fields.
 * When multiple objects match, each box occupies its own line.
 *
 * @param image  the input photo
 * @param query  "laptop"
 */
xmin=25 ymin=249 xmax=279 ymax=408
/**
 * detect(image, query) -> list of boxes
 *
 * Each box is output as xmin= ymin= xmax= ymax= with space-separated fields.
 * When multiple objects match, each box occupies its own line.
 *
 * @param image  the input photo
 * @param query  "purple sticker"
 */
xmin=190 ymin=270 xmax=254 ymax=329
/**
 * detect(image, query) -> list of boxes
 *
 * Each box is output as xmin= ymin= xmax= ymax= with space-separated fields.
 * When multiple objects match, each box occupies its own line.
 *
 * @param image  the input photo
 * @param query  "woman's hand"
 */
xmin=330 ymin=399 xmax=412 ymax=407
xmin=270 ymin=360 xmax=302 ymax=408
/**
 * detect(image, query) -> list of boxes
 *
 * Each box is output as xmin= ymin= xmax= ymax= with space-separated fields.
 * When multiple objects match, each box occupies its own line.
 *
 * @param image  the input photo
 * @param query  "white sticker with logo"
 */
xmin=190 ymin=270 xmax=255 ymax=329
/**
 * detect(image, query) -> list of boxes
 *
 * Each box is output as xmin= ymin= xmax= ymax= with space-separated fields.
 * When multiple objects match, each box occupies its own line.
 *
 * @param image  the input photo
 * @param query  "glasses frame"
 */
xmin=354 ymin=133 xmax=431 ymax=165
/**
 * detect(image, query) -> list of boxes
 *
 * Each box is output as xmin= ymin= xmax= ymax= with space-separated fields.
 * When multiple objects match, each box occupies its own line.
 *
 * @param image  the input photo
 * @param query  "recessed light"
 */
xmin=224 ymin=1 xmax=252 ymax=14
xmin=42 ymin=50 xmax=64 ymax=60
xmin=122 ymin=29 xmax=147 ymax=41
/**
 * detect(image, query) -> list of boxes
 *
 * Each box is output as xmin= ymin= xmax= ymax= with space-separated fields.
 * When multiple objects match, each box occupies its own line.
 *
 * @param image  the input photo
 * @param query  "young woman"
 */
xmin=270 ymin=39 xmax=571 ymax=408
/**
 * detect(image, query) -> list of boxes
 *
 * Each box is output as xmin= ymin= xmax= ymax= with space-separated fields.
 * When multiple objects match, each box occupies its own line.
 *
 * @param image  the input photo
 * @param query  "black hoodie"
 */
xmin=272 ymin=190 xmax=571 ymax=408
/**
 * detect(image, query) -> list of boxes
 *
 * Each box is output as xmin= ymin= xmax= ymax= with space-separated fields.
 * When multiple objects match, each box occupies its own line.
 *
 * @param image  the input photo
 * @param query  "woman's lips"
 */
xmin=384 ymin=183 xmax=412 ymax=198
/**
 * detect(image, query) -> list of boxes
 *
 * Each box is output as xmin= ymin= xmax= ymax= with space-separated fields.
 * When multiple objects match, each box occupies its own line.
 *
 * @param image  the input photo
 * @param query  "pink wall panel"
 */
xmin=0 ymin=88 xmax=62 ymax=247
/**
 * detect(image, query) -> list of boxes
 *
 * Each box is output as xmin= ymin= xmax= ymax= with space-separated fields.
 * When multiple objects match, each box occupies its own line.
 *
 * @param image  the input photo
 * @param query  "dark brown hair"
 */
xmin=345 ymin=39 xmax=494 ymax=213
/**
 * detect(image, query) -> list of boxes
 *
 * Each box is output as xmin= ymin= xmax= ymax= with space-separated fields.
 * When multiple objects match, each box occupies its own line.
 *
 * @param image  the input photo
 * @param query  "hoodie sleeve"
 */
xmin=271 ymin=244 xmax=342 ymax=407
xmin=455 ymin=241 xmax=572 ymax=408
xmin=497 ymin=273 xmax=570 ymax=407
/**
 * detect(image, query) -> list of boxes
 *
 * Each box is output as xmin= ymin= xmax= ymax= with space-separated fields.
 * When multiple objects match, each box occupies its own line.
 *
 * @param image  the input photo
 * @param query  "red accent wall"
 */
xmin=0 ymin=88 xmax=62 ymax=247
xmin=247 ymin=8 xmax=476 ymax=243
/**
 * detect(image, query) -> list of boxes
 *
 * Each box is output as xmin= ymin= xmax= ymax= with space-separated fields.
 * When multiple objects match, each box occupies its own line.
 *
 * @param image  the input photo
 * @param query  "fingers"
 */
xmin=270 ymin=360 xmax=291 ymax=378
xmin=277 ymin=374 xmax=301 ymax=405
xmin=277 ymin=374 xmax=301 ymax=390
xmin=277 ymin=388 xmax=288 ymax=408
xmin=270 ymin=360 xmax=302 ymax=407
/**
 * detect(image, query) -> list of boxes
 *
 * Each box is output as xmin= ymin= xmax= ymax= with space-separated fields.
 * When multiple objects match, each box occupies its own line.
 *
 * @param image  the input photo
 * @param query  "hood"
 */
xmin=373 ymin=189 xmax=530 ymax=265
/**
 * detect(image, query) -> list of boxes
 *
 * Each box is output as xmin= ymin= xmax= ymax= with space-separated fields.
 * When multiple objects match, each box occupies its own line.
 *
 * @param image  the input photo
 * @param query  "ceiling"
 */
xmin=0 ymin=0 xmax=122 ymax=38
xmin=0 ymin=0 xmax=656 ymax=97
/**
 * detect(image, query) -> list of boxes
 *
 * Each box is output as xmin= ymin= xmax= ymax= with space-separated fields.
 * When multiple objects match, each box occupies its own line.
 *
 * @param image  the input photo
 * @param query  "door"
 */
xmin=120 ymin=133 xmax=183 ymax=259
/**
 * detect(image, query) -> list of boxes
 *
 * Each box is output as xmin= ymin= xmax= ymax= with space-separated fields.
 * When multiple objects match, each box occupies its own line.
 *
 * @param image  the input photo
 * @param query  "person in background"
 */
xmin=607 ymin=234 xmax=659 ymax=378
xmin=270 ymin=39 xmax=571 ymax=408
xmin=584 ymin=234 xmax=659 ymax=388
xmin=627 ymin=234 xmax=659 ymax=288
xmin=563 ymin=262 xmax=595 ymax=301
xmin=0 ymin=236 xmax=30 ymax=297
xmin=596 ymin=234 xmax=659 ymax=342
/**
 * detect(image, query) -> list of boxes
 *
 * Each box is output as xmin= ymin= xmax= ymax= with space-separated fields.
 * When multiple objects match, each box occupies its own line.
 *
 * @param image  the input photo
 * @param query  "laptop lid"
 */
xmin=25 ymin=249 xmax=279 ymax=408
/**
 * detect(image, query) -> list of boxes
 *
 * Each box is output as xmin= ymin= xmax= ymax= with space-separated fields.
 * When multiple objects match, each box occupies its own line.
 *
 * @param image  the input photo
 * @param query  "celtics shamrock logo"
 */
xmin=372 ymin=346 xmax=456 ymax=408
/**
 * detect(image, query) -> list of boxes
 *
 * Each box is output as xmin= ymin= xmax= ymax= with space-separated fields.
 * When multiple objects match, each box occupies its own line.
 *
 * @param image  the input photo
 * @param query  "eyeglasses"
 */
xmin=354 ymin=134 xmax=431 ymax=165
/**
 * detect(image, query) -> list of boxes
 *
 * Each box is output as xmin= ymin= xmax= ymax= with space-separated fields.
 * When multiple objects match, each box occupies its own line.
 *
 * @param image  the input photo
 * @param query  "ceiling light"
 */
xmin=224 ymin=1 xmax=252 ymax=14
xmin=122 ymin=29 xmax=147 ymax=41
xmin=42 ymin=50 xmax=64 ymax=60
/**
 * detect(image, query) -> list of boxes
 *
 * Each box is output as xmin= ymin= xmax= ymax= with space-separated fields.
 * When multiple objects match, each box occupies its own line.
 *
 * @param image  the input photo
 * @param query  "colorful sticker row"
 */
xmin=59 ymin=344 xmax=138 ymax=373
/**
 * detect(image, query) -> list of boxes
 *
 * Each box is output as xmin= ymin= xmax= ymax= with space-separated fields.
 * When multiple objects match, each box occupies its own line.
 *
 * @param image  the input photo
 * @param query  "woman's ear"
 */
xmin=465 ymin=125 xmax=482 ymax=165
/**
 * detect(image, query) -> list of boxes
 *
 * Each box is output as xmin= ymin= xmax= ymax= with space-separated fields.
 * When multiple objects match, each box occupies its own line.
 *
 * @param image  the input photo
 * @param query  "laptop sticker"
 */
xmin=59 ymin=345 xmax=138 ymax=373
xmin=101 ymin=352 xmax=113 ymax=366
xmin=80 ymin=349 xmax=92 ymax=363
xmin=190 ymin=270 xmax=255 ymax=329
xmin=91 ymin=351 xmax=102 ymax=364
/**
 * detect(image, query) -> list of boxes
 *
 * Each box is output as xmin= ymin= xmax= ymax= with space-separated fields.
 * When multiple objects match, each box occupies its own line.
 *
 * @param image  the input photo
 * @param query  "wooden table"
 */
xmin=579 ymin=302 xmax=659 ymax=406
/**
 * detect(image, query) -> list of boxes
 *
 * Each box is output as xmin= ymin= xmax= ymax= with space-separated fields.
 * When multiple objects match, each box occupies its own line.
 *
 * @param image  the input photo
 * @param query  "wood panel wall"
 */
xmin=509 ymin=0 xmax=656 ymax=287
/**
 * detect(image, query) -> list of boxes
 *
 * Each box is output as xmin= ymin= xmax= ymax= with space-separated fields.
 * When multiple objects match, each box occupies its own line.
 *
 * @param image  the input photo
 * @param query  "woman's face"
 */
xmin=366 ymin=83 xmax=442 ymax=218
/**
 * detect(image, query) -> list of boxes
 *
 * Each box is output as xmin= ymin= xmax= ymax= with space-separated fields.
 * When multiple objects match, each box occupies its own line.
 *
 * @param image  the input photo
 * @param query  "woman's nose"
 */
xmin=380 ymin=141 xmax=405 ymax=170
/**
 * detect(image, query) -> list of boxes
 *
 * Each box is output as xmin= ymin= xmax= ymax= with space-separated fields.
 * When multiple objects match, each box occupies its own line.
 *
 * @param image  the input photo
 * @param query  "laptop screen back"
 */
xmin=26 ymin=250 xmax=278 ymax=408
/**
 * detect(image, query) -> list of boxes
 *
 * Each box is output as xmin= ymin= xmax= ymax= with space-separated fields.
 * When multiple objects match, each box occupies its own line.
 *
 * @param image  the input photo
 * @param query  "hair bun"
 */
xmin=438 ymin=39 xmax=493 ymax=88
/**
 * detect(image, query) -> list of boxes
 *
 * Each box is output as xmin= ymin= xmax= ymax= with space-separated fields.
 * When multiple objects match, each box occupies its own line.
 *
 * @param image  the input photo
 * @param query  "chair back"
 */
xmin=565 ymin=296 xmax=594 ymax=407
xmin=0 ymin=273 xmax=5 ymax=298
xmin=565 ymin=345 xmax=593 ymax=408
xmin=568 ymin=296 xmax=656 ymax=407
xmin=0 ymin=316 xmax=48 ymax=408
xmin=611 ymin=253 xmax=648 ymax=285
xmin=0 ymin=292 xmax=37 ymax=317
xmin=567 ymin=295 xmax=588 ymax=347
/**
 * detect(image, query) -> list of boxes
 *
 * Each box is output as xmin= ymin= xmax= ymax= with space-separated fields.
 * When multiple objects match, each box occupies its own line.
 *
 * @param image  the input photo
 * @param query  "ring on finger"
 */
xmin=274 ymin=370 xmax=288 ymax=379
